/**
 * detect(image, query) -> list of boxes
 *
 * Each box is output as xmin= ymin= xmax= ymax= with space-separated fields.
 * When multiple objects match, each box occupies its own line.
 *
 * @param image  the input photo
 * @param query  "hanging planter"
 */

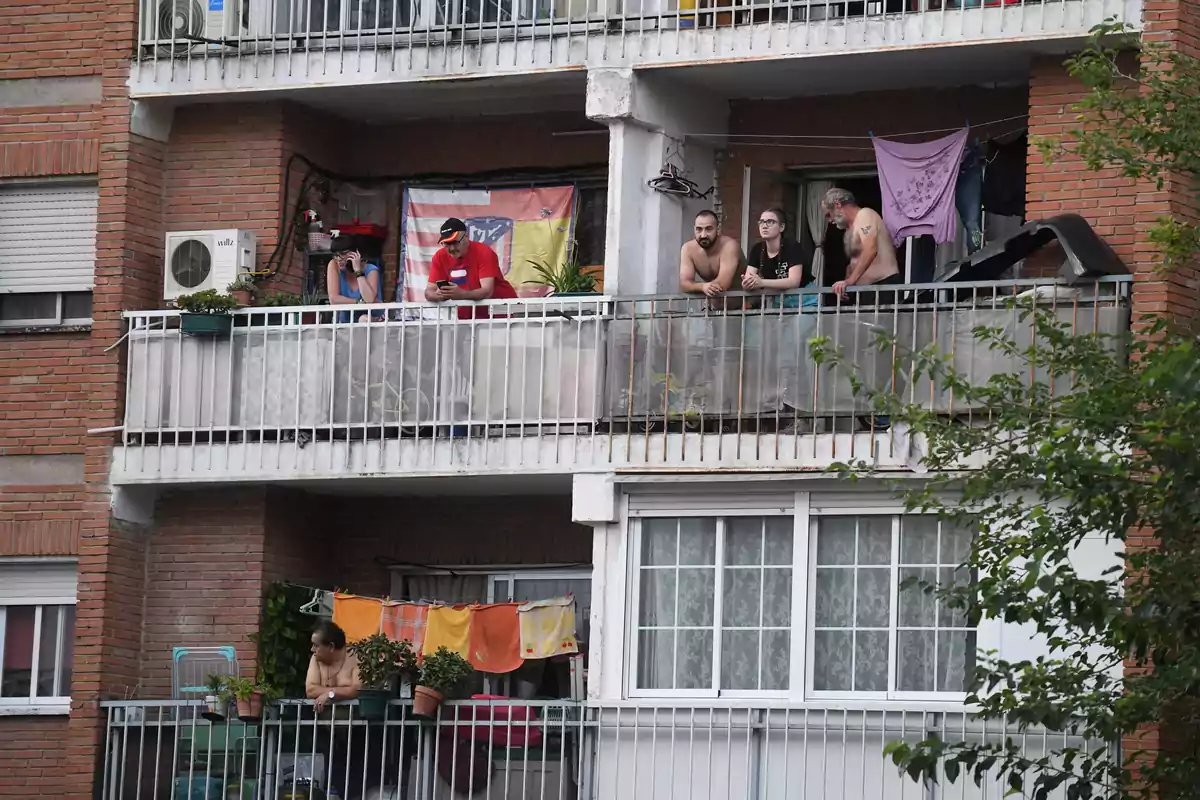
xmin=175 ymin=289 xmax=238 ymax=337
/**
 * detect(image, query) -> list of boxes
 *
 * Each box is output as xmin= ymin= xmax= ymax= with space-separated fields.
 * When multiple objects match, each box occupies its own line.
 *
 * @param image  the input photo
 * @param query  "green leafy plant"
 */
xmin=222 ymin=675 xmax=257 ymax=703
xmin=227 ymin=276 xmax=256 ymax=293
xmin=251 ymin=582 xmax=311 ymax=698
xmin=260 ymin=291 xmax=303 ymax=307
xmin=175 ymin=289 xmax=239 ymax=315
xmin=205 ymin=674 xmax=227 ymax=696
xmin=418 ymin=647 xmax=473 ymax=696
xmin=349 ymin=633 xmax=417 ymax=690
xmin=524 ymin=244 xmax=599 ymax=294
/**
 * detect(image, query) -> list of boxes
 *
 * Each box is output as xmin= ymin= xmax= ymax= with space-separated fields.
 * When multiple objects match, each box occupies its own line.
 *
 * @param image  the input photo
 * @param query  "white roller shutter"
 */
xmin=0 ymin=183 xmax=98 ymax=293
xmin=0 ymin=561 xmax=78 ymax=604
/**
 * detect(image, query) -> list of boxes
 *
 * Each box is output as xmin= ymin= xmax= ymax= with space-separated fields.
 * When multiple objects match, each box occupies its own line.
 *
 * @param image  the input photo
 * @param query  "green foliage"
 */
xmin=524 ymin=244 xmax=599 ymax=294
xmin=206 ymin=674 xmax=226 ymax=696
xmin=349 ymin=633 xmax=418 ymax=690
xmin=227 ymin=276 xmax=257 ymax=293
xmin=418 ymin=647 xmax=473 ymax=695
xmin=260 ymin=292 xmax=303 ymax=307
xmin=1037 ymin=20 xmax=1200 ymax=272
xmin=251 ymin=582 xmax=311 ymax=698
xmin=222 ymin=675 xmax=257 ymax=703
xmin=175 ymin=289 xmax=239 ymax=315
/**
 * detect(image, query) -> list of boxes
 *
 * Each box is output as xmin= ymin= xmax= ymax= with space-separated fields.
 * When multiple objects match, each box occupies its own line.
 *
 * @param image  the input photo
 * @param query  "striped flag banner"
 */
xmin=399 ymin=185 xmax=576 ymax=302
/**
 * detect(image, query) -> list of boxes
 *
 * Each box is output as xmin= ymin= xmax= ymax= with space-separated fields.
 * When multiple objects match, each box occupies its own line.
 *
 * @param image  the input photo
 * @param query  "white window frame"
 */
xmin=625 ymin=506 xmax=803 ymax=701
xmin=0 ymin=598 xmax=75 ymax=715
xmin=0 ymin=291 xmax=93 ymax=328
xmin=805 ymin=508 xmax=973 ymax=703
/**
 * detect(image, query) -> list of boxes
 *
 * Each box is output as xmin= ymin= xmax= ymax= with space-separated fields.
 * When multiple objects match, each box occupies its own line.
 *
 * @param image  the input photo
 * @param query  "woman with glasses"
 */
xmin=741 ymin=207 xmax=814 ymax=307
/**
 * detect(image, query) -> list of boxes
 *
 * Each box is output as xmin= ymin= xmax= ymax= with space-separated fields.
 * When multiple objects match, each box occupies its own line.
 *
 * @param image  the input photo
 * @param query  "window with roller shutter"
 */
xmin=0 ymin=181 xmax=97 ymax=326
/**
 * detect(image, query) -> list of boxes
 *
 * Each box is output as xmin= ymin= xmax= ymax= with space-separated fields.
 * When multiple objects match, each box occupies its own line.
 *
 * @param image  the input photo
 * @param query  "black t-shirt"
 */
xmin=748 ymin=239 xmax=813 ymax=285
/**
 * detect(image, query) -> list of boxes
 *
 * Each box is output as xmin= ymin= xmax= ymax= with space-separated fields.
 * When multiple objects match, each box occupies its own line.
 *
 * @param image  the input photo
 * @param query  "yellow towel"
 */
xmin=332 ymin=593 xmax=383 ymax=643
xmin=421 ymin=605 xmax=471 ymax=659
xmin=517 ymin=597 xmax=579 ymax=660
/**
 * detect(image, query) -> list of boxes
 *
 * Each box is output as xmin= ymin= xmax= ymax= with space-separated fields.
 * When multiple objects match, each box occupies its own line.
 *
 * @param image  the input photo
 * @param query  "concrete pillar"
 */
xmin=587 ymin=68 xmax=729 ymax=296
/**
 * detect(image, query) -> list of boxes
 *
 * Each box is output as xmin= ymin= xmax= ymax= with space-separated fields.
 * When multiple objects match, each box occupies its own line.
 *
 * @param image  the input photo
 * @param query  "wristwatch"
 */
xmin=354 ymin=270 xmax=365 ymax=278
xmin=327 ymin=690 xmax=335 ymax=702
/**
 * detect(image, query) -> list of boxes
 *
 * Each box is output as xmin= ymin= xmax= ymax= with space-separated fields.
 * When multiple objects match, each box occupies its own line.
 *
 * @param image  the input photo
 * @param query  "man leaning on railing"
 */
xmin=425 ymin=217 xmax=517 ymax=319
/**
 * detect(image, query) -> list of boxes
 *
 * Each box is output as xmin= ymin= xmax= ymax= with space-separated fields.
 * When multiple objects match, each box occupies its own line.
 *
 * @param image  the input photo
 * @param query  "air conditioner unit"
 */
xmin=146 ymin=0 xmax=251 ymax=54
xmin=164 ymin=230 xmax=256 ymax=301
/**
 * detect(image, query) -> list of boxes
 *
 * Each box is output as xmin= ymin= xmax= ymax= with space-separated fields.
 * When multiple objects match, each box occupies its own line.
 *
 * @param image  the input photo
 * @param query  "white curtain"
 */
xmin=804 ymin=180 xmax=835 ymax=285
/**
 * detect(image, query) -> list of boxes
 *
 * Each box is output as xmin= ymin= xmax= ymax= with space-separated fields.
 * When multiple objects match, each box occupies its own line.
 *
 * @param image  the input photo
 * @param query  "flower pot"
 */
xmin=413 ymin=685 xmax=444 ymax=718
xmin=202 ymin=695 xmax=226 ymax=722
xmin=235 ymin=691 xmax=263 ymax=721
xmin=231 ymin=289 xmax=254 ymax=307
xmin=181 ymin=313 xmax=233 ymax=337
xmin=356 ymin=688 xmax=391 ymax=721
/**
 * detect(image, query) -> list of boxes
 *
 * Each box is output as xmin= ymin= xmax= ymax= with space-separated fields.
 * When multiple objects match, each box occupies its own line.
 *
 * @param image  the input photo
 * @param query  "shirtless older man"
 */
xmin=679 ymin=209 xmax=747 ymax=299
xmin=821 ymin=188 xmax=901 ymax=303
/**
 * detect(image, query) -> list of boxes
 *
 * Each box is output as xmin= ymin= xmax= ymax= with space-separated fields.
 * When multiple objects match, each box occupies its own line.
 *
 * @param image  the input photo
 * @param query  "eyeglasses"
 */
xmin=757 ymin=219 xmax=780 ymax=227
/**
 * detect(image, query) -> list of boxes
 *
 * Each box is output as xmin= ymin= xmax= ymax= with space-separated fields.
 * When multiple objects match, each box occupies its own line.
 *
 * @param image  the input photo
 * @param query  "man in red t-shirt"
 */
xmin=425 ymin=217 xmax=517 ymax=319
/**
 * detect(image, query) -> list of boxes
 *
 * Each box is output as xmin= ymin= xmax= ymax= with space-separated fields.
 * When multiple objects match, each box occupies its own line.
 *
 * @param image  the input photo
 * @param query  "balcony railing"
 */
xmin=99 ymin=698 xmax=1100 ymax=800
xmin=131 ymin=0 xmax=1134 ymax=86
xmin=116 ymin=278 xmax=1131 ymax=481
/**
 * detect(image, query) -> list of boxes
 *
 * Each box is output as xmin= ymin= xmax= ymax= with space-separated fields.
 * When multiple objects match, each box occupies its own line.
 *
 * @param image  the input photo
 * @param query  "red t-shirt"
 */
xmin=429 ymin=240 xmax=517 ymax=319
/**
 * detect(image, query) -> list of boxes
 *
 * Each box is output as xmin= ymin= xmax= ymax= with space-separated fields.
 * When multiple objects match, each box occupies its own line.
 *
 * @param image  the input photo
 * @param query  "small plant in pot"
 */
xmin=524 ymin=244 xmax=600 ymax=297
xmin=227 ymin=276 xmax=257 ymax=307
xmin=203 ymin=674 xmax=228 ymax=721
xmin=260 ymin=291 xmax=304 ymax=325
xmin=222 ymin=675 xmax=265 ymax=721
xmin=175 ymin=288 xmax=239 ymax=336
xmin=349 ymin=634 xmax=417 ymax=721
xmin=414 ymin=647 xmax=473 ymax=718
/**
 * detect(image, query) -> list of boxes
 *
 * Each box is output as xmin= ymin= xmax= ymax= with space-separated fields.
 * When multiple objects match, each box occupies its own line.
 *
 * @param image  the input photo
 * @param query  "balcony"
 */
xmin=112 ymin=277 xmax=1132 ymax=485
xmin=99 ymin=698 xmax=1096 ymax=800
xmin=130 ymin=0 xmax=1140 ymax=95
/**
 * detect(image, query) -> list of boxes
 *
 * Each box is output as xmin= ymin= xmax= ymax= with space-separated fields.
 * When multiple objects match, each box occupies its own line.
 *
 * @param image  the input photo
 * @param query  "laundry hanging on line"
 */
xmin=872 ymin=128 xmax=970 ymax=246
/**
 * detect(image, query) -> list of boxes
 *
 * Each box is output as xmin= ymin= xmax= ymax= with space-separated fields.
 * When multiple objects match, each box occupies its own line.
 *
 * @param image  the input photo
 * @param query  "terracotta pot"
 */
xmin=231 ymin=289 xmax=254 ymax=307
xmin=235 ymin=691 xmax=263 ymax=720
xmin=413 ymin=685 xmax=444 ymax=718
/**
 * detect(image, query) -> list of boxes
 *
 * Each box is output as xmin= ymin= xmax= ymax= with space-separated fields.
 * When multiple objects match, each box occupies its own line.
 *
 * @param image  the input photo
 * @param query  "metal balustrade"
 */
xmin=131 ymin=0 xmax=1138 ymax=86
xmin=99 ymin=698 xmax=1102 ymax=799
xmin=115 ymin=278 xmax=1131 ymax=481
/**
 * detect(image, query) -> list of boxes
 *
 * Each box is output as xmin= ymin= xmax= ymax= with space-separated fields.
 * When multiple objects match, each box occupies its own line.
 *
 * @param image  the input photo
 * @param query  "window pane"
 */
xmin=938 ymin=630 xmax=975 ymax=692
xmin=675 ymin=630 xmax=713 ymax=690
xmin=762 ymin=569 xmax=792 ymax=627
xmin=638 ymin=630 xmax=675 ymax=689
xmin=937 ymin=567 xmax=970 ymax=628
xmin=0 ymin=293 xmax=56 ymax=322
xmin=36 ymin=606 xmax=59 ymax=697
xmin=813 ymin=630 xmax=852 ymax=691
xmin=639 ymin=570 xmax=675 ymax=626
xmin=816 ymin=518 xmax=856 ymax=565
xmin=900 ymin=517 xmax=939 ymax=564
xmin=721 ymin=629 xmax=760 ymax=690
xmin=854 ymin=631 xmax=889 ymax=691
xmin=722 ymin=568 xmax=760 ymax=628
xmin=858 ymin=518 xmax=892 ymax=565
xmin=855 ymin=568 xmax=891 ymax=627
xmin=676 ymin=569 xmax=715 ymax=627
xmin=62 ymin=292 xmax=92 ymax=321
xmin=642 ymin=519 xmax=677 ymax=565
xmin=940 ymin=521 xmax=974 ymax=564
xmin=726 ymin=518 xmax=762 ymax=566
xmin=57 ymin=606 xmax=75 ymax=697
xmin=761 ymin=630 xmax=790 ymax=690
xmin=1 ymin=606 xmax=35 ymax=698
xmin=896 ymin=630 xmax=936 ymax=691
xmin=898 ymin=567 xmax=937 ymax=627
xmin=763 ymin=517 xmax=793 ymax=565
xmin=814 ymin=569 xmax=853 ymax=627
xmin=678 ymin=518 xmax=716 ymax=565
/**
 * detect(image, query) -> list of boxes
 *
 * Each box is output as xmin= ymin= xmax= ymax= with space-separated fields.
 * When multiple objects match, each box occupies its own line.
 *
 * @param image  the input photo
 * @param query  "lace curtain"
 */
xmin=804 ymin=180 xmax=835 ymax=285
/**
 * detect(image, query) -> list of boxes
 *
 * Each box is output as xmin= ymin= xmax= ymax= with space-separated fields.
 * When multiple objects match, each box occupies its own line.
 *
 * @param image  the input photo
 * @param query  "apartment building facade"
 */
xmin=0 ymin=0 xmax=1195 ymax=797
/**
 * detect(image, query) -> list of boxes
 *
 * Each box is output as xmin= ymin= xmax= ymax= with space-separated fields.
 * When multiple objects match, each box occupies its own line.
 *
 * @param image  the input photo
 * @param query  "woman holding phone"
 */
xmin=326 ymin=234 xmax=383 ymax=322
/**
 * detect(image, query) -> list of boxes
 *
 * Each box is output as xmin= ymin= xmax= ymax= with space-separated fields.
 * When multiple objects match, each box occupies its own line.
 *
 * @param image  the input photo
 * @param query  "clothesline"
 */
xmin=721 ymin=124 xmax=1029 ymax=152
xmin=683 ymin=113 xmax=1029 ymax=142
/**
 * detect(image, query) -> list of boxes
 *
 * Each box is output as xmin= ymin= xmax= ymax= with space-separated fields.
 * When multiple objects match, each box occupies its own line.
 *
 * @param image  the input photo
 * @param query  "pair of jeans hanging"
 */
xmin=956 ymin=144 xmax=986 ymax=255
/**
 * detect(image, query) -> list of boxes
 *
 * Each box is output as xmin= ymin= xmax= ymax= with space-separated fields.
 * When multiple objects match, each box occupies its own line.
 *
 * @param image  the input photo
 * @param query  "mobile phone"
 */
xmin=436 ymin=280 xmax=453 ymax=289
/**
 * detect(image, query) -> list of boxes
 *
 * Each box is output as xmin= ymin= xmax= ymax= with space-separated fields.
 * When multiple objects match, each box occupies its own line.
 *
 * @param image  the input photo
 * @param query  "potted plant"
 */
xmin=222 ymin=675 xmax=265 ymax=721
xmin=260 ymin=291 xmax=303 ymax=325
xmin=202 ymin=674 xmax=227 ymax=721
xmin=349 ymin=633 xmax=417 ymax=721
xmin=227 ymin=276 xmax=257 ymax=307
xmin=524 ymin=245 xmax=600 ymax=297
xmin=175 ymin=288 xmax=239 ymax=336
xmin=414 ymin=646 xmax=472 ymax=718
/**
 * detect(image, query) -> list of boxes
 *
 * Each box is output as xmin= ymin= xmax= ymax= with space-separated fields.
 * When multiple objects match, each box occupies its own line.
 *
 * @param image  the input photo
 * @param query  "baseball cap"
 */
xmin=438 ymin=218 xmax=468 ymax=244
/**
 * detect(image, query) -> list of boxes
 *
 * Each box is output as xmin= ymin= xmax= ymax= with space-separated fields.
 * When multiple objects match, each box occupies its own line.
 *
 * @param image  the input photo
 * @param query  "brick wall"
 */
xmin=0 ymin=2 xmax=104 ymax=80
xmin=0 ymin=716 xmax=71 ymax=796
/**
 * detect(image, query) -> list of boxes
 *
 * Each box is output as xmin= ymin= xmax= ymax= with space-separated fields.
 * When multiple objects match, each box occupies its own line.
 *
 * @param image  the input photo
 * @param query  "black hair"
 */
xmin=694 ymin=209 xmax=719 ymax=224
xmin=329 ymin=232 xmax=384 ymax=261
xmin=313 ymin=619 xmax=347 ymax=649
xmin=761 ymin=207 xmax=788 ymax=231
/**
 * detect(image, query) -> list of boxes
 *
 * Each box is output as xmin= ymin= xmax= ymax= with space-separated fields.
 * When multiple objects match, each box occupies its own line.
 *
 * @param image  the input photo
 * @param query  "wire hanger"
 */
xmin=647 ymin=162 xmax=713 ymax=200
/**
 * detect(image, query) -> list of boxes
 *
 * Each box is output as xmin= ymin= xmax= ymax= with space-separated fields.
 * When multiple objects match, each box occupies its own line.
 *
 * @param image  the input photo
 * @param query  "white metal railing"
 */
xmin=99 ymin=697 xmax=1102 ymax=799
xmin=131 ymin=0 xmax=1136 ymax=83
xmin=117 ymin=278 xmax=1131 ymax=478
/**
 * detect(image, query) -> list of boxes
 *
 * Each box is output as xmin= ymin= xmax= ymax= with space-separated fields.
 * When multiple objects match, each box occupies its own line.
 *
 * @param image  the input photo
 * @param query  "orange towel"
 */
xmin=332 ymin=593 xmax=383 ymax=643
xmin=382 ymin=602 xmax=428 ymax=651
xmin=421 ymin=605 xmax=471 ymax=659
xmin=467 ymin=604 xmax=523 ymax=674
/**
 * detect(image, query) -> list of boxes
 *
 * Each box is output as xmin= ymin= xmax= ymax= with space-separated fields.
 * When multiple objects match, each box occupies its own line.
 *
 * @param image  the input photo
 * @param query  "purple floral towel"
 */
xmin=872 ymin=128 xmax=969 ymax=246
